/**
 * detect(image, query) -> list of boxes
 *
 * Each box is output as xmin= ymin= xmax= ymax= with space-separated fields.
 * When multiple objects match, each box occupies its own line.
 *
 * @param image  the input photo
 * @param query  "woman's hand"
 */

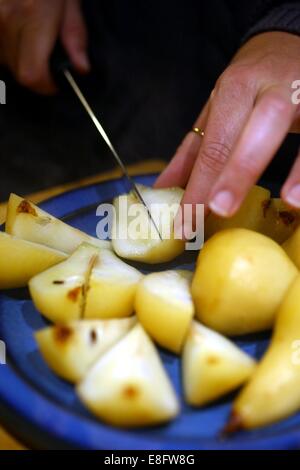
xmin=155 ymin=32 xmax=300 ymax=232
xmin=0 ymin=0 xmax=89 ymax=94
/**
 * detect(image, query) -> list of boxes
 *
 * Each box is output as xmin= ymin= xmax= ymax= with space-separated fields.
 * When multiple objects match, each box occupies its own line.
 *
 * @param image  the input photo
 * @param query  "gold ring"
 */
xmin=192 ymin=127 xmax=205 ymax=137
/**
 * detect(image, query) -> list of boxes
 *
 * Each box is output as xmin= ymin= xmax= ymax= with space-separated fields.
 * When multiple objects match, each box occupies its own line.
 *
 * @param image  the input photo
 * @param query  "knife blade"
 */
xmin=63 ymin=69 xmax=162 ymax=241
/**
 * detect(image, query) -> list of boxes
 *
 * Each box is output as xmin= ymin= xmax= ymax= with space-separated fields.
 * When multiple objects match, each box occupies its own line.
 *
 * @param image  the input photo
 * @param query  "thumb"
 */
xmin=60 ymin=0 xmax=90 ymax=74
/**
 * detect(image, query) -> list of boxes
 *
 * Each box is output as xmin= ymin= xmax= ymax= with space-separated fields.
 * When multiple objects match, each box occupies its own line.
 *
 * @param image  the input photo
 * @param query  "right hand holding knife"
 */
xmin=0 ymin=0 xmax=89 ymax=94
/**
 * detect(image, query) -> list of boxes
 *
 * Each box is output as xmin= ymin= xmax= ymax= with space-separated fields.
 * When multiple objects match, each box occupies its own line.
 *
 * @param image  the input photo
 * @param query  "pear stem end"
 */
xmin=222 ymin=411 xmax=244 ymax=435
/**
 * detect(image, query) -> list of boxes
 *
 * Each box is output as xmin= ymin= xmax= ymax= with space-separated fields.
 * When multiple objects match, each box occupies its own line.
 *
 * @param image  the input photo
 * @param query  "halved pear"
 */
xmin=205 ymin=185 xmax=271 ymax=240
xmin=6 ymin=193 xmax=110 ymax=254
xmin=84 ymin=249 xmax=142 ymax=319
xmin=77 ymin=324 xmax=180 ymax=427
xmin=135 ymin=270 xmax=194 ymax=353
xmin=29 ymin=243 xmax=99 ymax=324
xmin=35 ymin=317 xmax=137 ymax=382
xmin=182 ymin=321 xmax=256 ymax=406
xmin=112 ymin=184 xmax=185 ymax=264
xmin=0 ymin=231 xmax=67 ymax=289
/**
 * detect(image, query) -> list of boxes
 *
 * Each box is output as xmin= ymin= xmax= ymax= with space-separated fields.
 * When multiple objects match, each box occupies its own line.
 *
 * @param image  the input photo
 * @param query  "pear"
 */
xmin=84 ymin=249 xmax=143 ymax=319
xmin=282 ymin=225 xmax=300 ymax=269
xmin=227 ymin=275 xmax=300 ymax=430
xmin=29 ymin=243 xmax=99 ymax=324
xmin=260 ymin=198 xmax=300 ymax=244
xmin=6 ymin=193 xmax=110 ymax=254
xmin=135 ymin=270 xmax=194 ymax=353
xmin=0 ymin=232 xmax=67 ymax=289
xmin=35 ymin=317 xmax=137 ymax=382
xmin=205 ymin=186 xmax=271 ymax=240
xmin=112 ymin=184 xmax=185 ymax=264
xmin=77 ymin=324 xmax=180 ymax=427
xmin=192 ymin=228 xmax=298 ymax=335
xmin=182 ymin=321 xmax=256 ymax=406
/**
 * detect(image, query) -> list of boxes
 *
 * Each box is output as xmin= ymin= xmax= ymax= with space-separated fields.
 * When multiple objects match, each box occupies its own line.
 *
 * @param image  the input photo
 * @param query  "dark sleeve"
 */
xmin=243 ymin=2 xmax=300 ymax=42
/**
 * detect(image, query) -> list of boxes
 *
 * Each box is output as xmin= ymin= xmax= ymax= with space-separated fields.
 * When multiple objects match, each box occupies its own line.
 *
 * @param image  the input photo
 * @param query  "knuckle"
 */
xmin=263 ymin=91 xmax=291 ymax=116
xmin=235 ymin=156 xmax=258 ymax=180
xmin=200 ymin=140 xmax=230 ymax=173
xmin=218 ymin=63 xmax=253 ymax=89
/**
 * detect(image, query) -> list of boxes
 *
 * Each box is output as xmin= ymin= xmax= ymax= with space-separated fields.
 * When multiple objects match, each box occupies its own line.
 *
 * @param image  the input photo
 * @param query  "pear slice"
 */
xmin=35 ymin=317 xmax=137 ymax=382
xmin=84 ymin=249 xmax=143 ymax=319
xmin=77 ymin=324 xmax=180 ymax=427
xmin=135 ymin=270 xmax=194 ymax=353
xmin=205 ymin=186 xmax=271 ymax=240
xmin=182 ymin=321 xmax=256 ymax=406
xmin=226 ymin=275 xmax=300 ymax=431
xmin=112 ymin=184 xmax=185 ymax=264
xmin=29 ymin=243 xmax=99 ymax=324
xmin=0 ymin=231 xmax=67 ymax=289
xmin=6 ymin=193 xmax=110 ymax=254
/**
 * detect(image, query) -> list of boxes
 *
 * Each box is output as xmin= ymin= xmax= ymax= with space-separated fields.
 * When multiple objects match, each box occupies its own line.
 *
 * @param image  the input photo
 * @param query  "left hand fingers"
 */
xmin=208 ymin=85 xmax=297 ymax=217
xmin=178 ymin=63 xmax=256 ymax=228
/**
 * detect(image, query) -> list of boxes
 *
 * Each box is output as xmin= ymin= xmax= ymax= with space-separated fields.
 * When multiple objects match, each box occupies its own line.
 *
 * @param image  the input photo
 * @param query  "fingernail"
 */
xmin=209 ymin=190 xmax=234 ymax=216
xmin=285 ymin=184 xmax=300 ymax=208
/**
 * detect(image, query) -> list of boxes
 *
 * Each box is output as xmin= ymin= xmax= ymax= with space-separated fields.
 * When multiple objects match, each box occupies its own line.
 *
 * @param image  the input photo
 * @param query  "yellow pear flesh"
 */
xmin=6 ymin=193 xmax=110 ymax=254
xmin=77 ymin=324 xmax=180 ymax=427
xmin=228 ymin=275 xmax=300 ymax=430
xmin=183 ymin=321 xmax=256 ymax=406
xmin=35 ymin=317 xmax=137 ymax=382
xmin=0 ymin=232 xmax=66 ymax=289
xmin=282 ymin=224 xmax=300 ymax=269
xmin=192 ymin=228 xmax=298 ymax=335
xmin=135 ymin=270 xmax=194 ymax=353
xmin=29 ymin=243 xmax=98 ymax=323
xmin=112 ymin=184 xmax=185 ymax=264
xmin=84 ymin=249 xmax=143 ymax=319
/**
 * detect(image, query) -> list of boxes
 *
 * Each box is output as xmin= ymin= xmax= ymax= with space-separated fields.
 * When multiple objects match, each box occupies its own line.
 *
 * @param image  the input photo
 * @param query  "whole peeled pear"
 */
xmin=192 ymin=228 xmax=298 ymax=335
xmin=227 ymin=275 xmax=300 ymax=430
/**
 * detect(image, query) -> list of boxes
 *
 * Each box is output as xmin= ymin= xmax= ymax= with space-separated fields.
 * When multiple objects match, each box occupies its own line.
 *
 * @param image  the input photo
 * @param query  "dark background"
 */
xmin=0 ymin=0 xmax=299 ymax=201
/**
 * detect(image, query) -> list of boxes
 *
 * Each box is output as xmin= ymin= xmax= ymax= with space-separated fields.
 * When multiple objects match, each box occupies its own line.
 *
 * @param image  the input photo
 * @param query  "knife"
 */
xmin=50 ymin=44 xmax=162 ymax=240
xmin=63 ymin=69 xmax=162 ymax=241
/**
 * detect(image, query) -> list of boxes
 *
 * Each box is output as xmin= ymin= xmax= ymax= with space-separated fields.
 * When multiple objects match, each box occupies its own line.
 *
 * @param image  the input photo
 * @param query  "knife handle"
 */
xmin=50 ymin=42 xmax=72 ymax=88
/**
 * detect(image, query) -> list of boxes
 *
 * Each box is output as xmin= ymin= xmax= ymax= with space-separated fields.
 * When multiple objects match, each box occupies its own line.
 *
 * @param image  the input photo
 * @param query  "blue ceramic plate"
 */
xmin=0 ymin=174 xmax=300 ymax=450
